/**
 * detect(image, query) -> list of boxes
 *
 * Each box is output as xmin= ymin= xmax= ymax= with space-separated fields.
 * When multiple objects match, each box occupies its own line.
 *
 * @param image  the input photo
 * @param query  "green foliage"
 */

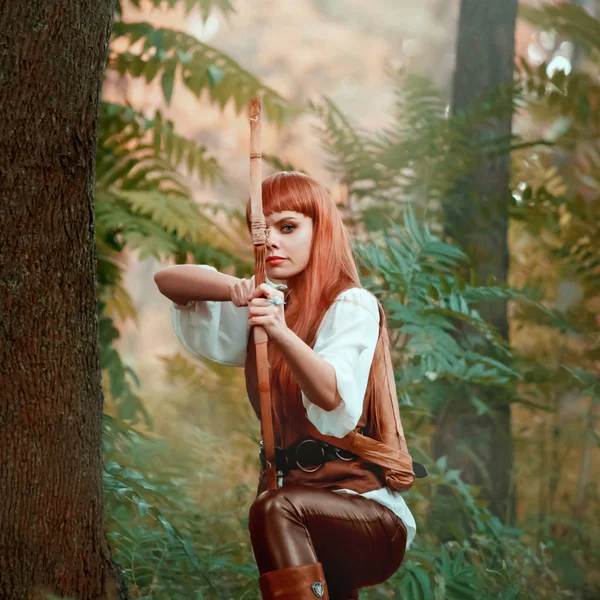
xmin=349 ymin=212 xmax=578 ymax=599
xmin=100 ymin=102 xmax=223 ymax=188
xmin=100 ymin=313 xmax=151 ymax=426
xmin=95 ymin=100 xmax=248 ymax=420
xmin=110 ymin=20 xmax=290 ymax=117
xmin=98 ymin=1 xmax=271 ymax=594
xmin=116 ymin=0 xmax=237 ymax=22
xmin=512 ymin=2 xmax=600 ymax=416
xmin=356 ymin=208 xmax=518 ymax=409
xmin=95 ymin=100 xmax=243 ymax=276
xmin=98 ymin=1 xmax=600 ymax=599
xmin=125 ymin=0 xmax=235 ymax=21
xmin=308 ymin=96 xmax=381 ymax=200
xmin=308 ymin=10 xmax=599 ymax=595
xmin=310 ymin=68 xmax=528 ymax=232
xmin=97 ymin=0 xmax=263 ymax=424
xmin=519 ymin=4 xmax=600 ymax=58
xmin=103 ymin=415 xmax=259 ymax=599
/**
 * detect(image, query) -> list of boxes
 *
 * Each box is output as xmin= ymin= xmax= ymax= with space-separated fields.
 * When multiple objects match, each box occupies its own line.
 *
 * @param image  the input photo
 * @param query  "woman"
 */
xmin=154 ymin=171 xmax=416 ymax=599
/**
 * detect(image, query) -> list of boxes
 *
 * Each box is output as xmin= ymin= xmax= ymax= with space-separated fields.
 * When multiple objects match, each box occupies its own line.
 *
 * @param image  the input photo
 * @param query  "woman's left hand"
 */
xmin=248 ymin=283 xmax=289 ymax=345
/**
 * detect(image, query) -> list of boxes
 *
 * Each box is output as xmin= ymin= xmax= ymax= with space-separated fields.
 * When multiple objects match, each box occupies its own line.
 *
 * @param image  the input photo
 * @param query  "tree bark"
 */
xmin=435 ymin=0 xmax=518 ymax=523
xmin=0 ymin=2 xmax=126 ymax=599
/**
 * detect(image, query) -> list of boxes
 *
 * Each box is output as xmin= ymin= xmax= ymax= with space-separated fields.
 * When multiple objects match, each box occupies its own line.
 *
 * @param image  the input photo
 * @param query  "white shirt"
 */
xmin=170 ymin=265 xmax=416 ymax=548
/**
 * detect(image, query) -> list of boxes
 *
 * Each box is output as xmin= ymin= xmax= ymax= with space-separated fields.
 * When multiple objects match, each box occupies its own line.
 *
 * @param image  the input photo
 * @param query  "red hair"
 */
xmin=246 ymin=171 xmax=361 ymax=434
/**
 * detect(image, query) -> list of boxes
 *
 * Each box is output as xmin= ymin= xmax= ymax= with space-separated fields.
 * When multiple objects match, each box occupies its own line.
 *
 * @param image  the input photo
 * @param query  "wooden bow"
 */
xmin=248 ymin=97 xmax=277 ymax=490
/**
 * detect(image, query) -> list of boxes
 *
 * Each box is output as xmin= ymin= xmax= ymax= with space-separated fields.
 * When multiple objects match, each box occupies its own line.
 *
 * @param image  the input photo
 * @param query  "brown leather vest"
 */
xmin=244 ymin=334 xmax=385 ymax=497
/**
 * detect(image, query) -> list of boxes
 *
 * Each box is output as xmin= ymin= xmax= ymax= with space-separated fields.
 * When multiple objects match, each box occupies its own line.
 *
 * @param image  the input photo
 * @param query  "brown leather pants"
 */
xmin=249 ymin=485 xmax=407 ymax=599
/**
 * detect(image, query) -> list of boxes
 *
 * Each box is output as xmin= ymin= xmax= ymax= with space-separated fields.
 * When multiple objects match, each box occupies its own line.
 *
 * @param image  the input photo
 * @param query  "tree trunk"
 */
xmin=0 ymin=2 xmax=126 ymax=599
xmin=434 ymin=0 xmax=518 ymax=523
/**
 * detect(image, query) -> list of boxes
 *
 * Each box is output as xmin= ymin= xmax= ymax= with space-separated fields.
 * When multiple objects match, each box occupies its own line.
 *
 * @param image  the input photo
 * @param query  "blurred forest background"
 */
xmin=97 ymin=0 xmax=600 ymax=598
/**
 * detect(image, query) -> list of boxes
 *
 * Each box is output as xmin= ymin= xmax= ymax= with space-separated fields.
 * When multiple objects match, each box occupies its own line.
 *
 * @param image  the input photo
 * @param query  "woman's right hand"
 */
xmin=230 ymin=277 xmax=256 ymax=307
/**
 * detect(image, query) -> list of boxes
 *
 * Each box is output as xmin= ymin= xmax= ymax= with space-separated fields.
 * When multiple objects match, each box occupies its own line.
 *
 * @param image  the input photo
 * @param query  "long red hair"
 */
xmin=245 ymin=171 xmax=361 ymax=433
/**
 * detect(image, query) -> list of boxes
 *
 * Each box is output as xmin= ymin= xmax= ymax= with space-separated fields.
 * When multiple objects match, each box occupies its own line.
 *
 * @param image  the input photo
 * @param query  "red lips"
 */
xmin=266 ymin=256 xmax=287 ymax=263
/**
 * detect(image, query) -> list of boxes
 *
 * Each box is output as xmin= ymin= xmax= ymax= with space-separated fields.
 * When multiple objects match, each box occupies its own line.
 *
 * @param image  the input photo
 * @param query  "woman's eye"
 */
xmin=281 ymin=224 xmax=296 ymax=233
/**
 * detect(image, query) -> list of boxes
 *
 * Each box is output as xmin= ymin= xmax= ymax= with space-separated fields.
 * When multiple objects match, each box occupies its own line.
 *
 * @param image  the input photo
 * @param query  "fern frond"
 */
xmin=100 ymin=315 xmax=151 ymax=426
xmin=96 ymin=191 xmax=180 ymax=258
xmin=110 ymin=21 xmax=292 ymax=119
xmin=97 ymin=189 xmax=248 ymax=265
xmin=357 ymin=209 xmax=519 ymax=392
xmin=309 ymin=96 xmax=381 ymax=196
xmin=103 ymin=282 xmax=138 ymax=325
xmin=117 ymin=190 xmax=228 ymax=247
xmin=312 ymin=69 xmax=527 ymax=231
xmin=99 ymin=102 xmax=223 ymax=188
xmin=125 ymin=0 xmax=236 ymax=20
xmin=262 ymin=154 xmax=305 ymax=173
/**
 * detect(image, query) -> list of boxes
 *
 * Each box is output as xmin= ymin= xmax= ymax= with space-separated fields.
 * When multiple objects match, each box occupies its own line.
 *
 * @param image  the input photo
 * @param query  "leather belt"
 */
xmin=259 ymin=437 xmax=429 ymax=479
xmin=259 ymin=437 xmax=355 ymax=475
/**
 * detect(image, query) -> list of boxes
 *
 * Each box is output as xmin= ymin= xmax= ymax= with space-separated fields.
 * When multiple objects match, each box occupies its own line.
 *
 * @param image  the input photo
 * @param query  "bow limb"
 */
xmin=249 ymin=96 xmax=277 ymax=490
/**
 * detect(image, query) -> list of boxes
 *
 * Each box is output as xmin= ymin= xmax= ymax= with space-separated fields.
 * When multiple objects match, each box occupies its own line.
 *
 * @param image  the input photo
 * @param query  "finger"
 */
xmin=249 ymin=297 xmax=276 ymax=307
xmin=249 ymin=315 xmax=275 ymax=326
xmin=249 ymin=297 xmax=285 ymax=310
xmin=256 ymin=282 xmax=279 ymax=296
xmin=231 ymin=286 xmax=246 ymax=307
xmin=239 ymin=292 xmax=251 ymax=306
xmin=240 ymin=285 xmax=252 ymax=305
xmin=251 ymin=283 xmax=270 ymax=298
xmin=245 ymin=279 xmax=257 ymax=301
xmin=248 ymin=305 xmax=276 ymax=316
xmin=252 ymin=283 xmax=283 ymax=299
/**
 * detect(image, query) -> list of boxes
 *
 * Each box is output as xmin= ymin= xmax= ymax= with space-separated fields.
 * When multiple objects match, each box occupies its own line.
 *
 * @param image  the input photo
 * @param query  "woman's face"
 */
xmin=264 ymin=210 xmax=313 ymax=281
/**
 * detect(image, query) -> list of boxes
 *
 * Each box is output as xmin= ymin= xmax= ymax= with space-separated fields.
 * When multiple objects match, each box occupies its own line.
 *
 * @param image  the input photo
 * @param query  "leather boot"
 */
xmin=259 ymin=562 xmax=329 ymax=599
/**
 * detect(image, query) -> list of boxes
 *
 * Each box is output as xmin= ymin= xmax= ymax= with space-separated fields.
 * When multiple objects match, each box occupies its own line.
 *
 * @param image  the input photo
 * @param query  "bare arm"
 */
xmin=154 ymin=265 xmax=239 ymax=305
xmin=247 ymin=283 xmax=342 ymax=413
xmin=274 ymin=329 xmax=343 ymax=412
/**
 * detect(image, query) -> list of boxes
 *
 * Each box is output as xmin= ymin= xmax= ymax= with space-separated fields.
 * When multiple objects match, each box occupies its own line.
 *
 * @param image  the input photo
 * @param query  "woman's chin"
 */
xmin=266 ymin=264 xmax=291 ymax=281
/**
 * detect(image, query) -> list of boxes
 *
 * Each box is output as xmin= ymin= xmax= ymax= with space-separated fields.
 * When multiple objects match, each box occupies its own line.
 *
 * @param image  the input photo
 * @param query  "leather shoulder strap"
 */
xmin=307 ymin=424 xmax=414 ymax=474
xmin=306 ymin=299 xmax=417 ymax=488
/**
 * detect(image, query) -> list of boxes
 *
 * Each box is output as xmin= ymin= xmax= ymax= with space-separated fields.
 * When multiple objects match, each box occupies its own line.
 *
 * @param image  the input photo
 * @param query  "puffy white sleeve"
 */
xmin=169 ymin=265 xmax=250 ymax=367
xmin=302 ymin=288 xmax=380 ymax=438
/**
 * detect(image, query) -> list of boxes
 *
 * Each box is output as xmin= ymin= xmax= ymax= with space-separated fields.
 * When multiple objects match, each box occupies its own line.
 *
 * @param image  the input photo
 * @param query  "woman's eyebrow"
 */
xmin=272 ymin=216 xmax=300 ymax=225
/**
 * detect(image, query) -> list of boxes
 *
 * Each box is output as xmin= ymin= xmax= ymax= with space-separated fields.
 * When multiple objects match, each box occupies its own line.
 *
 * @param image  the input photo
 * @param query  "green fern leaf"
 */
xmin=110 ymin=22 xmax=291 ymax=124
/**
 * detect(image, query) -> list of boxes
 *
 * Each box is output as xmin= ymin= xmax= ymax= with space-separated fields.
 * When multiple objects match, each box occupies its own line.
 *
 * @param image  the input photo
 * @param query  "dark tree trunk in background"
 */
xmin=434 ymin=0 xmax=518 ymax=523
xmin=0 ymin=2 xmax=127 ymax=599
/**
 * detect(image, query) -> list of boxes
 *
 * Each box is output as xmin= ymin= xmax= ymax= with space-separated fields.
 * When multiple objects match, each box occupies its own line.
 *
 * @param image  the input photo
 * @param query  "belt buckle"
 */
xmin=295 ymin=439 xmax=325 ymax=473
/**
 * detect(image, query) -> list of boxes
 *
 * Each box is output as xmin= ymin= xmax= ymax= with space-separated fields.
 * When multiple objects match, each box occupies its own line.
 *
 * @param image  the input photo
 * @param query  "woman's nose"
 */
xmin=266 ymin=228 xmax=280 ymax=248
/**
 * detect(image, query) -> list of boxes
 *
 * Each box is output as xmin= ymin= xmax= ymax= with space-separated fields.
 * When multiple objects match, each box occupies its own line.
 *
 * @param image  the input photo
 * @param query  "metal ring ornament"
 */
xmin=295 ymin=439 xmax=325 ymax=473
xmin=334 ymin=448 xmax=355 ymax=462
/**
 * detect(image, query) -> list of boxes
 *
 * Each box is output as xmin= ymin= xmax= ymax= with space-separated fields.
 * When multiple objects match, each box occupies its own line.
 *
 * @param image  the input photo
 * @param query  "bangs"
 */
xmin=262 ymin=172 xmax=316 ymax=218
xmin=246 ymin=172 xmax=317 ymax=226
